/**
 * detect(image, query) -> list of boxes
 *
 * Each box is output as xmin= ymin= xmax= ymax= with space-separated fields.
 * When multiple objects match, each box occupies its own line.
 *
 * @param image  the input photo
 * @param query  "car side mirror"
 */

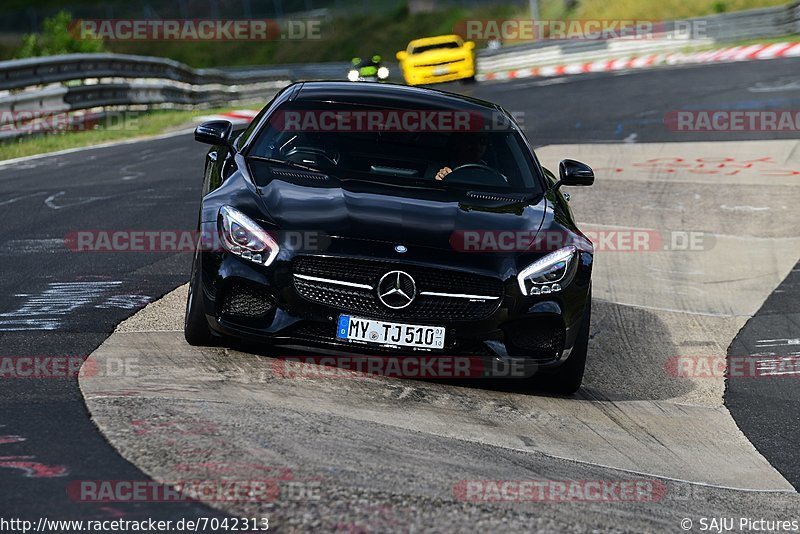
xmin=194 ymin=120 xmax=233 ymax=148
xmin=396 ymin=51 xmax=408 ymax=61
xmin=555 ymin=159 xmax=594 ymax=189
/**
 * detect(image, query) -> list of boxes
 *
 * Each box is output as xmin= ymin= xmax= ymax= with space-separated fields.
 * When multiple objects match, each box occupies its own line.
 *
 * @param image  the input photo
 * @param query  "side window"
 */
xmin=234 ymin=84 xmax=297 ymax=151
xmin=235 ymin=107 xmax=268 ymax=151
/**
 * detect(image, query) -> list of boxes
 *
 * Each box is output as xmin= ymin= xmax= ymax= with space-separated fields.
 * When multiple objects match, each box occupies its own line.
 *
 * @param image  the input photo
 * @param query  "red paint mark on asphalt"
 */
xmin=0 ymin=456 xmax=69 ymax=478
xmin=0 ymin=428 xmax=69 ymax=478
xmin=594 ymin=156 xmax=799 ymax=177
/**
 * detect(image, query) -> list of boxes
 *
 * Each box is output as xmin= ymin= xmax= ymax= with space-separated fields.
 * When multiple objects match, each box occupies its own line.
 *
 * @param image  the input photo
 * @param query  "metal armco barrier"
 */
xmin=475 ymin=1 xmax=800 ymax=77
xmin=0 ymin=53 xmax=349 ymax=137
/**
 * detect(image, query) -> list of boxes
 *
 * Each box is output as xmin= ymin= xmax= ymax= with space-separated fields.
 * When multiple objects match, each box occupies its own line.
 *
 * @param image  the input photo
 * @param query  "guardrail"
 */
xmin=687 ymin=2 xmax=800 ymax=41
xmin=477 ymin=32 xmax=716 ymax=75
xmin=476 ymin=1 xmax=800 ymax=78
xmin=0 ymin=53 xmax=351 ymax=139
xmin=0 ymin=54 xmax=352 ymax=91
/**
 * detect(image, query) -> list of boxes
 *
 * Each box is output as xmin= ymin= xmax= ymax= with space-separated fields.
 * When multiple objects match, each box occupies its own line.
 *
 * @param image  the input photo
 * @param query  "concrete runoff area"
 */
xmin=81 ymin=140 xmax=800 ymax=528
xmin=536 ymin=140 xmax=800 ymax=318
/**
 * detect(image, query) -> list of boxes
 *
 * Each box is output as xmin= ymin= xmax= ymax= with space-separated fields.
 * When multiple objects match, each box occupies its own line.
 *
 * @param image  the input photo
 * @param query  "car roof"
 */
xmin=408 ymin=34 xmax=462 ymax=47
xmin=292 ymin=81 xmax=502 ymax=114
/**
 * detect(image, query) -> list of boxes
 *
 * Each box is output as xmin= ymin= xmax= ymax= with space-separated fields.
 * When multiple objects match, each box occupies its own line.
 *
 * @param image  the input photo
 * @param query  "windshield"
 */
xmin=411 ymin=41 xmax=461 ymax=54
xmin=248 ymin=101 xmax=543 ymax=193
xmin=354 ymin=58 xmax=380 ymax=68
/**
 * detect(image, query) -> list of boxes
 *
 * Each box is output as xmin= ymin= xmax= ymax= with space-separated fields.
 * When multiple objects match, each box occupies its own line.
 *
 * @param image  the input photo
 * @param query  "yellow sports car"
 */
xmin=396 ymin=35 xmax=476 ymax=86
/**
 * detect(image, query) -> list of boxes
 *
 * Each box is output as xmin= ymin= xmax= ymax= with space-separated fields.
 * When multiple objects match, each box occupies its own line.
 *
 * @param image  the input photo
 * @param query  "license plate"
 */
xmin=336 ymin=315 xmax=445 ymax=349
xmin=434 ymin=66 xmax=449 ymax=75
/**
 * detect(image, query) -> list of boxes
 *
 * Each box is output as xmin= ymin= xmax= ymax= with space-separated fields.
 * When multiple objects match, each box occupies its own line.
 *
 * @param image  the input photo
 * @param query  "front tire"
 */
xmin=538 ymin=292 xmax=591 ymax=395
xmin=184 ymin=249 xmax=216 ymax=346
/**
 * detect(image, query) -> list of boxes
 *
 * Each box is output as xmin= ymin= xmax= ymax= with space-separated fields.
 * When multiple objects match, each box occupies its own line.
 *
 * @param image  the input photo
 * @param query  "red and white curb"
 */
xmin=194 ymin=109 xmax=259 ymax=125
xmin=478 ymin=41 xmax=800 ymax=82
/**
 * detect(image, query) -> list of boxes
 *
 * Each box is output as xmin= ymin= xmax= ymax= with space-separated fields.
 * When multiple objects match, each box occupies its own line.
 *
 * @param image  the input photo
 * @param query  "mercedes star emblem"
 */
xmin=377 ymin=271 xmax=416 ymax=309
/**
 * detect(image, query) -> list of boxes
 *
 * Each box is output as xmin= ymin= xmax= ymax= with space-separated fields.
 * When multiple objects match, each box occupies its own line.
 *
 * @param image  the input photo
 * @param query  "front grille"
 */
xmin=293 ymin=256 xmax=503 ymax=321
xmin=219 ymin=281 xmax=275 ymax=320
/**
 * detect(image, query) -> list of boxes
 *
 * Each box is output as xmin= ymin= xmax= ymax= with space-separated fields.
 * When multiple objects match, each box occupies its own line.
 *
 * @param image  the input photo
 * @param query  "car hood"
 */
xmin=255 ymin=177 xmax=547 ymax=255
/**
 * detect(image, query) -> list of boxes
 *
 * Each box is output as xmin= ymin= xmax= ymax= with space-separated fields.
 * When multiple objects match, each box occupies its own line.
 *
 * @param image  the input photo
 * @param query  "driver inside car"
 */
xmin=434 ymin=132 xmax=489 ymax=181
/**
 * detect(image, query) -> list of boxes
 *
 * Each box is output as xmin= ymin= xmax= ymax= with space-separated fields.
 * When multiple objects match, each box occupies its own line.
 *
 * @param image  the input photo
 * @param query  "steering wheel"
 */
xmin=445 ymin=163 xmax=508 ymax=185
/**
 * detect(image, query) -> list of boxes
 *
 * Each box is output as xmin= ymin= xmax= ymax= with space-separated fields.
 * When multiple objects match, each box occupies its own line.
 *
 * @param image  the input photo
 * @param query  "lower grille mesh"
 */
xmin=503 ymin=319 xmax=565 ymax=360
xmin=220 ymin=281 xmax=275 ymax=319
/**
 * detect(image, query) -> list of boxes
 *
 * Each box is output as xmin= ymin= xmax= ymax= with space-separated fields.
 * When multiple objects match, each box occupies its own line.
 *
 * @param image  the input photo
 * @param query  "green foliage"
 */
xmin=391 ymin=1 xmax=410 ymax=20
xmin=16 ymin=11 xmax=105 ymax=58
xmin=4 ymin=0 xmax=791 ymax=66
xmin=96 ymin=3 xmax=516 ymax=68
xmin=539 ymin=0 xmax=786 ymax=21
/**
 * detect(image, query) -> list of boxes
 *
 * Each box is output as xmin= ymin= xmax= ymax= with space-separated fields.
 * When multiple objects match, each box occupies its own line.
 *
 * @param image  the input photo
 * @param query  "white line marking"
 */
xmin=0 ymin=281 xmax=123 ymax=331
xmin=755 ymin=338 xmax=800 ymax=347
xmin=720 ymin=205 xmax=770 ymax=212
xmin=0 ymin=192 xmax=47 ymax=206
xmin=44 ymin=191 xmax=112 ymax=210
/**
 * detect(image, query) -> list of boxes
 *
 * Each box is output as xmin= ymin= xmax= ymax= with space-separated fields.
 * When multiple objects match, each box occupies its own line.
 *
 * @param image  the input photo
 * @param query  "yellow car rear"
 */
xmin=396 ymin=35 xmax=476 ymax=86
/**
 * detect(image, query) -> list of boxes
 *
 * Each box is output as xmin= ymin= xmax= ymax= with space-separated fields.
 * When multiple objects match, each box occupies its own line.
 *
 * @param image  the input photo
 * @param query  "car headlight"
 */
xmin=517 ymin=245 xmax=577 ymax=296
xmin=218 ymin=205 xmax=279 ymax=266
xmin=347 ymin=70 xmax=360 ymax=82
xmin=377 ymin=66 xmax=389 ymax=79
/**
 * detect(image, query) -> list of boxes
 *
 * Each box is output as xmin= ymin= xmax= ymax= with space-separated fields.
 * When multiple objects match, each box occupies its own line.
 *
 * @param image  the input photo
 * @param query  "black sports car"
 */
xmin=185 ymin=81 xmax=594 ymax=393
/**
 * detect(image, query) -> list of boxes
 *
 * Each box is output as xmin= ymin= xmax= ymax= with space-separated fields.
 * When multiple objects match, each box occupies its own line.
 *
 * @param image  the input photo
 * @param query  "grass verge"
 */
xmin=679 ymin=33 xmax=800 ymax=53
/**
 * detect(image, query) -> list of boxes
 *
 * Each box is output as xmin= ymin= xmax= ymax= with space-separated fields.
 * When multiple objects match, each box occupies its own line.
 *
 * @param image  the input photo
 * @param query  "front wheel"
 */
xmin=184 ymin=249 xmax=216 ymax=346
xmin=536 ymin=292 xmax=591 ymax=395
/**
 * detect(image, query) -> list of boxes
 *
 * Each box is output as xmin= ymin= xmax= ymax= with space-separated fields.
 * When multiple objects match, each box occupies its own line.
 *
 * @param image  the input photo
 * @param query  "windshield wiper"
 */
xmin=248 ymin=156 xmax=326 ymax=174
